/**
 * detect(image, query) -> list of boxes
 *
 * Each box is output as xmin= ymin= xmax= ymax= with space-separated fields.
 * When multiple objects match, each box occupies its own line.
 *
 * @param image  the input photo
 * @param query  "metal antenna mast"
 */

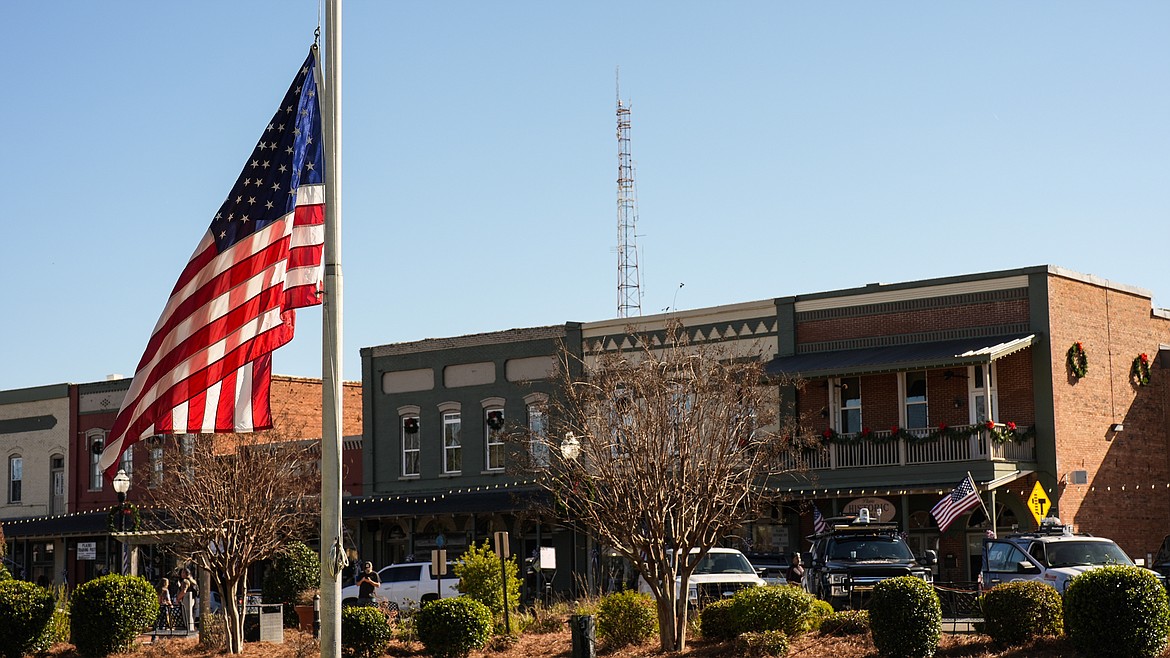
xmin=616 ymin=68 xmax=642 ymax=318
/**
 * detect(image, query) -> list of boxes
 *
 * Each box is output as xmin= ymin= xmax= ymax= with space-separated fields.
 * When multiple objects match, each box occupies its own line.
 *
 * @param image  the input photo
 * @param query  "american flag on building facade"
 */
xmin=813 ymin=506 xmax=829 ymax=534
xmin=99 ymin=49 xmax=325 ymax=478
xmin=931 ymin=474 xmax=982 ymax=533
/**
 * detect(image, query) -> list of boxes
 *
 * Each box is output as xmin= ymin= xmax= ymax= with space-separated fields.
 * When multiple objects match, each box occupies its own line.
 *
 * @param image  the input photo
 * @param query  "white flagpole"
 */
xmin=320 ymin=1 xmax=344 ymax=657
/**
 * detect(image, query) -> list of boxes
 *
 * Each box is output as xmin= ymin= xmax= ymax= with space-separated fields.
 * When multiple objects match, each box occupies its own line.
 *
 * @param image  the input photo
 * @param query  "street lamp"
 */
xmin=561 ymin=433 xmax=581 ymax=461
xmin=112 ymin=469 xmax=130 ymax=574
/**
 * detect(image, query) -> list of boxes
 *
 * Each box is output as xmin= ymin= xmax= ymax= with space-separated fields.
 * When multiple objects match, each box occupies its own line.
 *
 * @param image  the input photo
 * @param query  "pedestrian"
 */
xmin=151 ymin=577 xmax=174 ymax=642
xmin=786 ymin=553 xmax=806 ymax=590
xmin=356 ymin=561 xmax=380 ymax=606
xmin=175 ymin=567 xmax=197 ymax=632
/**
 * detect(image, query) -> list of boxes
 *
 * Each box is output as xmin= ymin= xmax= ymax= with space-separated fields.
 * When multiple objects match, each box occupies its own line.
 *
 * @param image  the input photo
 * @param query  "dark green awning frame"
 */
xmin=765 ymin=334 xmax=1037 ymax=379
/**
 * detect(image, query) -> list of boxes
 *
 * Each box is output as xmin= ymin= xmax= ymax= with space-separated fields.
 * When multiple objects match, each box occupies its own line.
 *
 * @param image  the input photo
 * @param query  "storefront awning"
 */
xmin=765 ymin=333 xmax=1037 ymax=379
xmin=342 ymin=488 xmax=550 ymax=519
xmin=3 ymin=510 xmax=110 ymax=539
xmin=773 ymin=469 xmax=1035 ymax=498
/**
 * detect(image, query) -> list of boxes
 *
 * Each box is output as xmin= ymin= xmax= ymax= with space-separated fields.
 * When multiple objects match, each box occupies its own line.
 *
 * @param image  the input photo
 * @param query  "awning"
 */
xmin=772 ymin=470 xmax=1035 ymax=498
xmin=765 ymin=333 xmax=1037 ymax=379
xmin=342 ymin=488 xmax=549 ymax=519
xmin=3 ymin=510 xmax=110 ymax=539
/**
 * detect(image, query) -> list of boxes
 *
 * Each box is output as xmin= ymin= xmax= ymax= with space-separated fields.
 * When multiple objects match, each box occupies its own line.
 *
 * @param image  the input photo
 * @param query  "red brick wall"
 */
xmin=1046 ymin=274 xmax=1170 ymax=558
xmin=798 ymin=299 xmax=1029 ymax=344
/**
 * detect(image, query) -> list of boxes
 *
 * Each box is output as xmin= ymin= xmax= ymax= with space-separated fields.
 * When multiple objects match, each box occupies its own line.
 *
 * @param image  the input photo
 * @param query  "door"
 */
xmin=50 ymin=456 xmax=65 ymax=515
xmin=982 ymin=540 xmax=1040 ymax=588
xmin=384 ymin=564 xmax=423 ymax=606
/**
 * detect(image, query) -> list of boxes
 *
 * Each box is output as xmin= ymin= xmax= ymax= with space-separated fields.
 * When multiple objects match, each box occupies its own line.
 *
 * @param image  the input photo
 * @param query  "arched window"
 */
xmin=438 ymin=402 xmax=462 ymax=475
xmin=401 ymin=414 xmax=421 ymax=477
xmin=483 ymin=398 xmax=506 ymax=472
xmin=8 ymin=454 xmax=22 ymax=503
xmin=86 ymin=429 xmax=107 ymax=491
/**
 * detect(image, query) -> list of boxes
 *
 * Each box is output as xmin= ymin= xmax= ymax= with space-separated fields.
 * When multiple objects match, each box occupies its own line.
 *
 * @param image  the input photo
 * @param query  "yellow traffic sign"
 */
xmin=1027 ymin=481 xmax=1051 ymax=526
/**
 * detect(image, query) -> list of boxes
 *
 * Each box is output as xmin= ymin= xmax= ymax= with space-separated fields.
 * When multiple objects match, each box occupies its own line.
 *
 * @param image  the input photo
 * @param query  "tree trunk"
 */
xmin=674 ymin=592 xmax=689 ymax=652
xmin=219 ymin=576 xmax=246 ymax=654
xmin=656 ymin=594 xmax=678 ymax=651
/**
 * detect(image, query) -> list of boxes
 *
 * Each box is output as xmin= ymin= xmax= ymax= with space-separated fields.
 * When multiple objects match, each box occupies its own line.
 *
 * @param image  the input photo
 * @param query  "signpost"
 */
xmin=1027 ymin=481 xmax=1051 ymax=526
xmin=431 ymin=549 xmax=447 ymax=598
xmin=494 ymin=531 xmax=510 ymax=633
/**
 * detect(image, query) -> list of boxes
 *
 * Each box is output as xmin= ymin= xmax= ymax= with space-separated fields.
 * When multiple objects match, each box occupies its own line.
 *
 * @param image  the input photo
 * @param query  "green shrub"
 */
xmin=0 ymin=562 xmax=11 ymax=581
xmin=0 ymin=580 xmax=54 ymax=658
xmin=518 ymin=601 xmax=567 ymax=634
xmin=596 ymin=589 xmax=657 ymax=648
xmin=70 ymin=574 xmax=157 ymax=658
xmin=29 ymin=585 xmax=71 ymax=654
xmin=341 ymin=605 xmax=393 ymax=658
xmin=1064 ymin=565 xmax=1170 ymax=658
xmin=263 ymin=542 xmax=320 ymax=627
xmin=415 ymin=597 xmax=492 ymax=658
xmin=735 ymin=629 xmax=790 ymax=657
xmin=699 ymin=598 xmax=738 ymax=641
xmin=868 ymin=576 xmax=941 ymax=658
xmin=803 ymin=598 xmax=834 ymax=632
xmin=981 ymin=580 xmax=1063 ymax=646
xmin=730 ymin=585 xmax=815 ymax=636
xmin=820 ymin=609 xmax=869 ymax=636
xmin=453 ymin=540 xmax=521 ymax=623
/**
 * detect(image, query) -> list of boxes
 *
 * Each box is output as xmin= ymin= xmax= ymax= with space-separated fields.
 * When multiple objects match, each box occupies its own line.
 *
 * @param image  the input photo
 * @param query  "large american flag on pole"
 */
xmin=931 ymin=474 xmax=982 ymax=533
xmin=99 ymin=48 xmax=325 ymax=479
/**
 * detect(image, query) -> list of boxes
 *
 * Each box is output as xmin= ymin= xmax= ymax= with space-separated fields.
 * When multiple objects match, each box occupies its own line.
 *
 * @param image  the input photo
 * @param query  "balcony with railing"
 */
xmin=791 ymin=424 xmax=1036 ymax=471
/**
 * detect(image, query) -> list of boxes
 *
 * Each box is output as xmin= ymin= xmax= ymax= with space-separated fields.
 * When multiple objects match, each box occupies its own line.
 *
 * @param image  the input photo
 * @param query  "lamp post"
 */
xmin=112 ymin=469 xmax=130 ymax=574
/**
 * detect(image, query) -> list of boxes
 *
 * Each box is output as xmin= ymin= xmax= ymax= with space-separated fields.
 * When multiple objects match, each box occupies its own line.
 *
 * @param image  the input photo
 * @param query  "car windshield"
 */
xmin=1045 ymin=541 xmax=1134 ymax=568
xmin=691 ymin=552 xmax=756 ymax=575
xmin=828 ymin=536 xmax=914 ymax=561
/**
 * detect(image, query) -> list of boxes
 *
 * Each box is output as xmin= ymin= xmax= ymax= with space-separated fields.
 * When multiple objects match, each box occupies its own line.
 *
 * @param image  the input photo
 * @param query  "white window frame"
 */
xmin=8 ymin=455 xmax=22 ymax=504
xmin=442 ymin=411 xmax=462 ymax=474
xmin=150 ymin=442 xmax=164 ymax=488
xmin=901 ymin=370 xmax=929 ymax=429
xmin=527 ymin=404 xmax=549 ymax=469
xmin=968 ymin=364 xmax=999 ymax=423
xmin=87 ymin=429 xmax=106 ymax=491
xmin=401 ymin=415 xmax=420 ymax=477
xmin=832 ymin=377 xmax=863 ymax=433
xmin=485 ymin=408 xmax=505 ymax=471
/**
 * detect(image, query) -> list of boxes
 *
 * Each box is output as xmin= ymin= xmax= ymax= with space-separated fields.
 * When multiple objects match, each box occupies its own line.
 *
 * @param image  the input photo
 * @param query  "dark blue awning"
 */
xmin=765 ymin=334 xmax=1037 ymax=379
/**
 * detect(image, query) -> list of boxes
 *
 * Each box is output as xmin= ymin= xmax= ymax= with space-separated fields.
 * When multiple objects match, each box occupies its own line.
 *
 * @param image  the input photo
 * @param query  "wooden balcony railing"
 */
xmin=786 ymin=424 xmax=1036 ymax=471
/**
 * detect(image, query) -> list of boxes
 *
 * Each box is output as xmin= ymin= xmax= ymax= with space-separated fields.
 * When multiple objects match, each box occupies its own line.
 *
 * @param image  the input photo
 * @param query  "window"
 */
xmin=985 ymin=541 xmax=1030 ymax=573
xmin=485 ymin=408 xmax=505 ymax=471
xmin=836 ymin=377 xmax=862 ymax=433
xmin=969 ymin=364 xmax=998 ymax=423
xmin=120 ymin=445 xmax=133 ymax=476
xmin=527 ymin=404 xmax=549 ymax=468
xmin=150 ymin=443 xmax=164 ymax=487
xmin=442 ymin=412 xmax=462 ymax=474
xmin=385 ymin=564 xmax=423 ymax=582
xmin=87 ymin=430 xmax=106 ymax=491
xmin=8 ymin=455 xmax=22 ymax=503
xmin=401 ymin=415 xmax=420 ymax=476
xmin=903 ymin=371 xmax=928 ymax=429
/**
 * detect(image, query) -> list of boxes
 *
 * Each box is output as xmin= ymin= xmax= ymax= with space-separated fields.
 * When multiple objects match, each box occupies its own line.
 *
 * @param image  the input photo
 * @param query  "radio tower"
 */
xmin=616 ymin=70 xmax=643 ymax=318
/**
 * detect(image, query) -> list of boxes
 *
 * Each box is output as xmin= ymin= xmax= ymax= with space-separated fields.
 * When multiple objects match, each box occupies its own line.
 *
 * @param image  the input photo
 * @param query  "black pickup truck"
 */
xmin=808 ymin=512 xmax=937 ymax=610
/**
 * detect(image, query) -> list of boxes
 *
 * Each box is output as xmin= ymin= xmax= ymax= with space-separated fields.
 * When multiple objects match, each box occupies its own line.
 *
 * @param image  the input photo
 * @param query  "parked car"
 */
xmin=638 ymin=547 xmax=765 ymax=608
xmin=807 ymin=509 xmax=936 ymax=610
xmin=744 ymin=552 xmax=791 ymax=586
xmin=981 ymin=517 xmax=1165 ymax=593
xmin=340 ymin=562 xmax=460 ymax=609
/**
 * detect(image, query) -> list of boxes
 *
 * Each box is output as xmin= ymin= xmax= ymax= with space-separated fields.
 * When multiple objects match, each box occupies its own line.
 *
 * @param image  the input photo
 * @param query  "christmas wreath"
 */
xmin=486 ymin=410 xmax=505 ymax=431
xmin=1132 ymin=353 xmax=1151 ymax=386
xmin=107 ymin=503 xmax=141 ymax=533
xmin=1067 ymin=342 xmax=1088 ymax=378
xmin=402 ymin=417 xmax=419 ymax=434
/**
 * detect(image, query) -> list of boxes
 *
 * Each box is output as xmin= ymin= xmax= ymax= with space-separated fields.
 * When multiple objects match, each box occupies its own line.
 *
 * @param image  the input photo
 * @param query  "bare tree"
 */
xmin=140 ymin=433 xmax=319 ymax=653
xmin=522 ymin=324 xmax=800 ymax=651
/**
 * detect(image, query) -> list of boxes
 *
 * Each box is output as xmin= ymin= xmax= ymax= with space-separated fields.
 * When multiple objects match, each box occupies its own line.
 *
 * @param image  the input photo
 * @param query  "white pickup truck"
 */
xmin=341 ymin=562 xmax=460 ymax=609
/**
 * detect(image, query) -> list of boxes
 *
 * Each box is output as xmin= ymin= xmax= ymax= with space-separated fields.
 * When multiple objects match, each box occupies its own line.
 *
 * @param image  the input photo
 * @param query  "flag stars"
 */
xmin=235 ymin=196 xmax=242 ymax=203
xmin=220 ymin=230 xmax=227 ymax=239
xmin=272 ymin=182 xmax=281 ymax=191
xmin=240 ymin=215 xmax=249 ymax=223
xmin=261 ymin=161 xmax=270 ymax=169
xmin=265 ymin=201 xmax=274 ymax=210
xmin=278 ymin=165 xmax=288 ymax=173
xmin=251 ymin=159 xmax=260 ymax=168
xmin=266 ymin=123 xmax=275 ymax=132
xmin=247 ymin=197 xmax=256 ymax=205
xmin=305 ymin=162 xmax=315 ymax=171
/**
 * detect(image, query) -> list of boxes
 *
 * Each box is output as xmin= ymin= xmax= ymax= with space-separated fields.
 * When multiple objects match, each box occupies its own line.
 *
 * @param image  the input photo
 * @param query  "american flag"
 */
xmin=931 ymin=474 xmax=982 ymax=533
xmin=99 ymin=49 xmax=325 ymax=478
xmin=813 ymin=507 xmax=829 ymax=534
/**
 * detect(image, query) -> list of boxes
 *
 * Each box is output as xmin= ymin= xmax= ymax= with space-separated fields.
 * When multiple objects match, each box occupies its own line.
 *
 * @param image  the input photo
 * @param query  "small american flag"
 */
xmin=813 ymin=507 xmax=829 ymax=534
xmin=99 ymin=48 xmax=325 ymax=478
xmin=931 ymin=474 xmax=982 ymax=533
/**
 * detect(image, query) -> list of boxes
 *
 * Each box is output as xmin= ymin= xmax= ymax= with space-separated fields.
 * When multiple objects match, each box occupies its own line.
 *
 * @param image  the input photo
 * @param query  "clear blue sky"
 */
xmin=5 ymin=2 xmax=1169 ymax=391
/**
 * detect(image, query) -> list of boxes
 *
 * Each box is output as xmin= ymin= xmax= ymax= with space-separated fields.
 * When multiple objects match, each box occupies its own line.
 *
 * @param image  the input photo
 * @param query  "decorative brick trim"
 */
xmin=797 ymin=323 xmax=1032 ymax=354
xmin=795 ymin=288 xmax=1028 ymax=322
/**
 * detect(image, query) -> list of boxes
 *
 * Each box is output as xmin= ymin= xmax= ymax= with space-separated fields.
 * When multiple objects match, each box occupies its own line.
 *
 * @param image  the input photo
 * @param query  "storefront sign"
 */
xmin=77 ymin=542 xmax=96 ymax=560
xmin=843 ymin=497 xmax=896 ymax=522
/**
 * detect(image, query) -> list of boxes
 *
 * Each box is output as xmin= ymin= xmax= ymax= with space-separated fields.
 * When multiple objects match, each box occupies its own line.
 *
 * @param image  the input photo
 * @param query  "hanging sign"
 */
xmin=843 ymin=497 xmax=896 ymax=522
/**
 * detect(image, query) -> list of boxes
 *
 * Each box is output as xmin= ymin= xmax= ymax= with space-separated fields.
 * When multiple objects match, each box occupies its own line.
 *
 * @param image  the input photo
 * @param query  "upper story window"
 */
xmin=87 ymin=429 xmax=107 ymax=491
xmin=8 ymin=455 xmax=22 ymax=503
xmin=120 ymin=445 xmax=134 ymax=476
xmin=401 ymin=415 xmax=420 ymax=477
xmin=527 ymin=403 xmax=549 ymax=468
xmin=903 ymin=371 xmax=928 ymax=429
xmin=969 ymin=364 xmax=998 ymax=423
xmin=442 ymin=411 xmax=462 ymax=474
xmin=150 ymin=439 xmax=164 ymax=488
xmin=835 ymin=377 xmax=862 ymax=433
xmin=485 ymin=408 xmax=505 ymax=471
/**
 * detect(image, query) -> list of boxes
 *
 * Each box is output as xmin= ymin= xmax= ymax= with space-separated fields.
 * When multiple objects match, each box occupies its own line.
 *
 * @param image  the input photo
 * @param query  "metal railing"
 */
xmin=791 ymin=425 xmax=1035 ymax=471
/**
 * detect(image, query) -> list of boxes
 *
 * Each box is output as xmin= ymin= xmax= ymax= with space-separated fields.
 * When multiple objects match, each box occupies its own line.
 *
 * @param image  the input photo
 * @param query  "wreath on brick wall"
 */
xmin=1132 ymin=353 xmax=1151 ymax=386
xmin=1067 ymin=342 xmax=1088 ymax=378
xmin=107 ymin=503 xmax=141 ymax=534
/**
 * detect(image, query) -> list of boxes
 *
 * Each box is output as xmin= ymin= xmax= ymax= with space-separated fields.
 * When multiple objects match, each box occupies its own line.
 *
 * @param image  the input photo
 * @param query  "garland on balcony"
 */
xmin=1132 ymin=353 xmax=1151 ymax=386
xmin=1067 ymin=342 xmax=1088 ymax=378
xmin=820 ymin=421 xmax=1035 ymax=446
